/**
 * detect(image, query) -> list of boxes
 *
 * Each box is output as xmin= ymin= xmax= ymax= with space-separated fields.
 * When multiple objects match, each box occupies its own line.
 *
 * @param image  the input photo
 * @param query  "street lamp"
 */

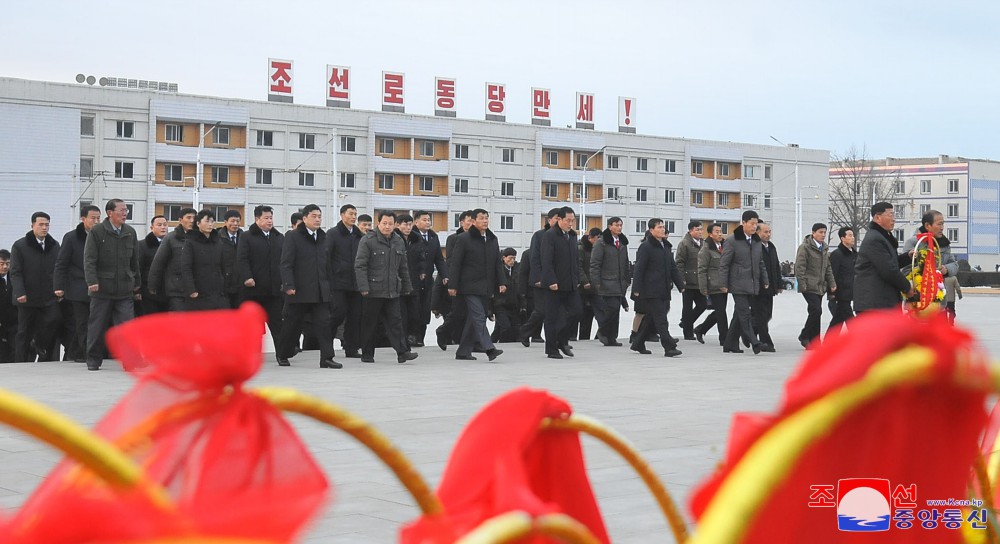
xmin=194 ymin=121 xmax=223 ymax=210
xmin=769 ymin=135 xmax=801 ymax=243
xmin=581 ymin=145 xmax=607 ymax=230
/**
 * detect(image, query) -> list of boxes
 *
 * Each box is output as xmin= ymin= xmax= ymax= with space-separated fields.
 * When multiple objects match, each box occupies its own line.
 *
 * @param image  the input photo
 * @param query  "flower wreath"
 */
xmin=905 ymin=232 xmax=945 ymax=311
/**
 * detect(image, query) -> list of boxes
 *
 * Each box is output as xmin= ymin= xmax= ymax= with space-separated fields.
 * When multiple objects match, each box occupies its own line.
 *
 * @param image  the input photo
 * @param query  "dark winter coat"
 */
xmin=181 ymin=229 xmax=225 ymax=297
xmin=84 ymin=218 xmax=140 ymax=299
xmin=540 ymin=226 xmax=579 ymax=291
xmin=493 ymin=261 xmax=524 ymax=312
xmin=280 ymin=224 xmax=331 ymax=304
xmin=10 ymin=232 xmax=59 ymax=307
xmin=0 ymin=272 xmax=15 ymax=327
xmin=698 ymin=239 xmax=727 ymax=295
xmin=589 ymin=229 xmax=631 ymax=297
xmin=417 ymin=228 xmax=447 ymax=285
xmin=447 ymin=225 xmax=506 ymax=297
xmin=526 ymin=226 xmax=549 ymax=287
xmin=399 ymin=229 xmax=427 ymax=288
xmin=236 ymin=223 xmax=284 ymax=298
xmin=147 ymin=226 xmax=190 ymax=298
xmin=760 ymin=241 xmax=782 ymax=296
xmin=794 ymin=236 xmax=836 ymax=295
xmin=830 ymin=245 xmax=858 ymax=302
xmin=216 ymin=227 xmax=243 ymax=296
xmin=674 ymin=232 xmax=704 ymax=289
xmin=719 ymin=226 xmax=768 ymax=295
xmin=326 ymin=221 xmax=364 ymax=291
xmin=854 ymin=222 xmax=911 ymax=312
xmin=53 ymin=223 xmax=90 ymax=302
xmin=578 ymin=238 xmax=596 ymax=294
xmin=632 ymin=236 xmax=684 ymax=300
xmin=139 ymin=232 xmax=167 ymax=304
xmin=355 ymin=230 xmax=412 ymax=299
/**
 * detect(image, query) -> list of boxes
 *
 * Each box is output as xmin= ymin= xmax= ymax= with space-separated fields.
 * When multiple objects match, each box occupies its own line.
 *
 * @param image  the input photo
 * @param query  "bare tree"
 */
xmin=828 ymin=145 xmax=908 ymax=239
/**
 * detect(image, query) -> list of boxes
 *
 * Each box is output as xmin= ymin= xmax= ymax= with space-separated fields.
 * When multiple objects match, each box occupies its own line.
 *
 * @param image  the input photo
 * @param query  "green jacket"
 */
xmin=794 ymin=235 xmax=836 ymax=295
xmin=84 ymin=218 xmax=140 ymax=299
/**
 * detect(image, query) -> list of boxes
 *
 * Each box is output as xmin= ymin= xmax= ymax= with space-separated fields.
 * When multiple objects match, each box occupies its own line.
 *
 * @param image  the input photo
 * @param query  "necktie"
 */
xmin=614 ymin=238 xmax=620 ymax=249
xmin=422 ymin=232 xmax=428 ymax=242
xmin=312 ymin=233 xmax=317 ymax=241
xmin=39 ymin=241 xmax=44 ymax=250
xmin=1 ymin=276 xmax=5 ymax=290
xmin=231 ymin=235 xmax=236 ymax=244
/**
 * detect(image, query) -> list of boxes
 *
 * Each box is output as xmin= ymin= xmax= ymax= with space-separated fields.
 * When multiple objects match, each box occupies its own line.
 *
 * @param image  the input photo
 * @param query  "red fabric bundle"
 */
xmin=690 ymin=310 xmax=990 ymax=543
xmin=401 ymin=387 xmax=609 ymax=543
xmin=6 ymin=302 xmax=328 ymax=543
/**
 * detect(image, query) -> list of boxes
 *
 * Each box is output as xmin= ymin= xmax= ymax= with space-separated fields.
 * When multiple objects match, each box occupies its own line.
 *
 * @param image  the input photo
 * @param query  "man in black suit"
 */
xmin=752 ymin=221 xmax=781 ymax=351
xmin=218 ymin=209 xmax=243 ymax=309
xmin=237 ymin=205 xmax=285 ymax=355
xmin=277 ymin=204 xmax=340 ymax=369
xmin=0 ymin=250 xmax=16 ymax=363
xmin=540 ymin=206 xmax=582 ymax=359
xmin=413 ymin=210 xmax=446 ymax=347
xmin=10 ymin=211 xmax=61 ymax=362
xmin=630 ymin=218 xmax=684 ymax=357
xmin=53 ymin=204 xmax=102 ymax=362
xmin=518 ymin=208 xmax=560 ymax=346
xmin=325 ymin=204 xmax=365 ymax=358
xmin=138 ymin=215 xmax=169 ymax=316
xmin=491 ymin=248 xmax=524 ymax=343
xmin=436 ymin=210 xmax=473 ymax=350
xmin=447 ymin=209 xmax=506 ymax=362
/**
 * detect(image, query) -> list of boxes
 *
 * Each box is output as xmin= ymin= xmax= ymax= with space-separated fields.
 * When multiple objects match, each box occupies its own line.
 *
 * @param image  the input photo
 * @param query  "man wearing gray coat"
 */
xmin=901 ymin=210 xmax=959 ymax=278
xmin=674 ymin=220 xmax=706 ymax=340
xmin=854 ymin=202 xmax=915 ymax=313
xmin=53 ymin=204 xmax=101 ymax=362
xmin=355 ymin=211 xmax=418 ymax=364
xmin=694 ymin=223 xmax=728 ymax=346
xmin=589 ymin=217 xmax=630 ymax=346
xmin=719 ymin=211 xmax=768 ymax=354
xmin=794 ymin=223 xmax=836 ymax=348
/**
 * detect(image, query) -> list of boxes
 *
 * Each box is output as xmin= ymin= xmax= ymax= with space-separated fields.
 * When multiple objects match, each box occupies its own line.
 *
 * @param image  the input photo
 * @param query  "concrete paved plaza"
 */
xmin=1 ymin=294 xmax=998 ymax=542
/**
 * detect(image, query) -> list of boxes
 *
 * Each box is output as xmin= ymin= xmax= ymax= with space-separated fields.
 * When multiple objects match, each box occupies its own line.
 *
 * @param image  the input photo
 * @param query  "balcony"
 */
xmin=373 ymin=155 xmax=450 ymax=176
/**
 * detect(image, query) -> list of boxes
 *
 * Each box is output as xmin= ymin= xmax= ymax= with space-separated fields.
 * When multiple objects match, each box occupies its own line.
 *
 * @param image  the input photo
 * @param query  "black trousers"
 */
xmin=415 ymin=281 xmax=434 ymax=341
xmin=680 ymin=289 xmax=708 ymax=337
xmin=330 ymin=289 xmax=362 ymax=355
xmin=576 ymin=292 xmax=596 ymax=340
xmin=457 ymin=295 xmax=494 ymax=357
xmin=245 ymin=295 xmax=284 ymax=354
xmin=187 ymin=294 xmax=226 ymax=311
xmin=360 ymin=297 xmax=408 ymax=357
xmin=519 ymin=287 xmax=548 ymax=341
xmin=632 ymin=297 xmax=678 ymax=352
xmin=828 ymin=298 xmax=855 ymax=331
xmin=436 ymin=292 xmax=468 ymax=346
xmin=800 ymin=293 xmax=823 ymax=343
xmin=592 ymin=295 xmax=623 ymax=342
xmin=70 ymin=300 xmax=90 ymax=361
xmin=225 ymin=291 xmax=241 ymax=309
xmin=543 ymin=290 xmax=581 ymax=355
xmin=15 ymin=304 xmax=61 ymax=362
xmin=140 ymin=296 xmax=169 ymax=316
xmin=400 ymin=293 xmax=421 ymax=341
xmin=87 ymin=297 xmax=135 ymax=367
xmin=695 ymin=293 xmax=729 ymax=345
xmin=752 ymin=294 xmax=774 ymax=345
xmin=279 ymin=302 xmax=333 ymax=360
xmin=0 ymin=324 xmax=15 ymax=363
xmin=491 ymin=306 xmax=523 ymax=343
xmin=168 ymin=297 xmax=188 ymax=312
xmin=724 ymin=294 xmax=758 ymax=350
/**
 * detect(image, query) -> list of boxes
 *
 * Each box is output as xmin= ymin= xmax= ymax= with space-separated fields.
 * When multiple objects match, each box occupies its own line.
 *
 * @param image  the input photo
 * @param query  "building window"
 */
xmin=744 ymin=194 xmax=757 ymax=208
xmin=255 ymin=168 xmax=272 ymax=185
xmin=164 ymin=164 xmax=183 ymax=182
xmin=665 ymin=189 xmax=676 ymax=204
xmin=947 ymin=203 xmax=959 ymax=218
xmin=164 ymin=205 xmax=184 ymax=222
xmin=214 ymin=127 xmax=230 ymax=146
xmin=116 ymin=121 xmax=134 ymax=139
xmin=664 ymin=159 xmax=677 ymax=173
xmin=165 ymin=124 xmax=183 ymax=142
xmin=947 ymin=228 xmax=959 ymax=243
xmin=920 ymin=203 xmax=931 ymax=216
xmin=81 ymin=115 xmax=95 ymax=136
xmin=500 ymin=215 xmax=514 ymax=230
xmin=256 ymin=130 xmax=273 ymax=147
xmin=948 ymin=178 xmax=959 ymax=193
xmin=211 ymin=166 xmax=229 ymax=184
xmin=454 ymin=213 xmax=461 ymax=228
xmin=665 ymin=220 xmax=676 ymax=234
xmin=454 ymin=144 xmax=469 ymax=159
xmin=115 ymin=161 xmax=134 ymax=179
xmin=636 ymin=157 xmax=649 ymax=171
xmin=897 ymin=207 xmax=906 ymax=221
xmin=764 ymin=164 xmax=773 ymax=181
xmin=607 ymin=155 xmax=621 ymax=169
xmin=502 ymin=148 xmax=516 ymax=163
xmin=635 ymin=220 xmax=645 ymax=234
xmin=79 ymin=158 xmax=93 ymax=178
xmin=895 ymin=179 xmax=906 ymax=194
xmin=501 ymin=181 xmax=514 ymax=196
xmin=295 ymin=171 xmax=311 ymax=186
xmin=418 ymin=176 xmax=434 ymax=192
xmin=545 ymin=151 xmax=559 ymax=166
xmin=635 ymin=188 xmax=648 ymax=202
xmin=894 ymin=229 xmax=905 ymax=245
xmin=573 ymin=185 xmax=583 ymax=201
xmin=340 ymin=173 xmax=355 ymax=188
xmin=378 ymin=138 xmax=394 ymax=155
xmin=421 ymin=141 xmax=435 ymax=157
xmin=764 ymin=193 xmax=772 ymax=209
xmin=340 ymin=136 xmax=356 ymax=152
xmin=743 ymin=164 xmax=757 ymax=179
xmin=607 ymin=186 xmax=620 ymax=200
xmin=719 ymin=163 xmax=730 ymax=177
xmin=692 ymin=160 xmax=704 ymax=175
xmin=299 ymin=133 xmax=316 ymax=150
xmin=378 ymin=174 xmax=394 ymax=190
xmin=718 ymin=193 xmax=730 ymax=206
xmin=125 ymin=203 xmax=135 ymax=221
xmin=576 ymin=152 xmax=589 ymax=168
xmin=720 ymin=223 xmax=729 ymax=235
xmin=453 ymin=178 xmax=469 ymax=193
xmin=920 ymin=179 xmax=931 ymax=194
xmin=692 ymin=191 xmax=704 ymax=205
xmin=212 ymin=206 xmax=233 ymax=221
xmin=544 ymin=183 xmax=558 ymax=198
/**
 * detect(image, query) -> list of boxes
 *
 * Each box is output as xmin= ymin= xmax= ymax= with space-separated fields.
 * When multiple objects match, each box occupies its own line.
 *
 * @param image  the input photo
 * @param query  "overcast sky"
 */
xmin=5 ymin=0 xmax=999 ymax=160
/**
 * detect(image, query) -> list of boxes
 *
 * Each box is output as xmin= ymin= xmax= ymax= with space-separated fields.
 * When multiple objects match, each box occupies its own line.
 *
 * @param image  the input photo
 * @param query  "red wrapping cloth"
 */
xmin=975 ymin=402 xmax=1000 ymax=504
xmin=689 ymin=310 xmax=990 ymax=543
xmin=401 ymin=387 xmax=610 ymax=543
xmin=6 ymin=302 xmax=329 ymax=543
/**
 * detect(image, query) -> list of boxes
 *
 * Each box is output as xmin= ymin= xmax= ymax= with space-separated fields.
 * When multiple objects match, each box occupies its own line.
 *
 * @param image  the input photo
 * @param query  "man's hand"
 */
xmin=534 ymin=281 xmax=541 ymax=288
xmin=907 ymin=288 xmax=916 ymax=298
xmin=721 ymin=287 xmax=729 ymax=293
xmin=360 ymin=291 xmax=369 ymax=297
xmin=621 ymin=297 xmax=629 ymax=311
xmin=419 ymin=273 xmax=427 ymax=281
xmin=16 ymin=296 xmax=26 ymax=304
xmin=244 ymin=278 xmax=256 ymax=287
xmin=499 ymin=285 xmax=507 ymax=294
xmin=285 ymin=289 xmax=296 ymax=296
xmin=763 ymin=284 xmax=769 ymax=291
xmin=54 ymin=290 xmax=64 ymax=298
xmin=830 ymin=285 xmax=837 ymax=292
xmin=442 ymin=278 xmax=448 ymax=285
xmin=448 ymin=289 xmax=457 ymax=297
xmin=549 ymin=284 xmax=558 ymax=291
xmin=88 ymin=284 xmax=99 ymax=293
xmin=134 ymin=293 xmax=142 ymax=301
xmin=702 ymin=290 xmax=708 ymax=296
xmin=583 ymin=283 xmax=591 ymax=290
xmin=190 ymin=292 xmax=199 ymax=299
xmin=149 ymin=288 xmax=157 ymax=295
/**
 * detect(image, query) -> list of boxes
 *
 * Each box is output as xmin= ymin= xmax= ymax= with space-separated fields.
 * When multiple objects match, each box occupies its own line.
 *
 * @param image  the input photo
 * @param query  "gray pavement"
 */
xmin=1 ymin=294 xmax=998 ymax=542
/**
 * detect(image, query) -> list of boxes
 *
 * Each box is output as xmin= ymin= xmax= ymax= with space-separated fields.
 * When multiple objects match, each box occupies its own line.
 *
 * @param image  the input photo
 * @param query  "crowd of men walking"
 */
xmin=0 ymin=198 xmax=960 ymax=370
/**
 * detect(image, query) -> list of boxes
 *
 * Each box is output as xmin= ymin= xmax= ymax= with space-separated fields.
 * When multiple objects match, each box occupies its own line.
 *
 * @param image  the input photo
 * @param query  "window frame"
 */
xmin=211 ymin=166 xmax=230 ymax=184
xmin=81 ymin=115 xmax=95 ymax=137
xmin=256 ymin=130 xmax=273 ymax=147
xmin=920 ymin=179 xmax=932 ymax=194
xmin=895 ymin=179 xmax=906 ymax=194
xmin=664 ymin=189 xmax=676 ymax=204
xmin=500 ymin=215 xmax=514 ymax=230
xmin=453 ymin=178 xmax=469 ymax=194
xmin=79 ymin=158 xmax=94 ymax=178
xmin=664 ymin=159 xmax=677 ymax=173
xmin=299 ymin=133 xmax=316 ymax=150
xmin=719 ymin=163 xmax=730 ymax=177
xmin=454 ymin=144 xmax=469 ymax=159
xmin=116 ymin=120 xmax=135 ymax=139
xmin=115 ymin=160 xmax=134 ymax=179
xmin=607 ymin=186 xmax=620 ymax=200
xmin=340 ymin=172 xmax=356 ymax=188
xmin=635 ymin=157 xmax=648 ymax=171
xmin=634 ymin=220 xmax=645 ymax=234
xmin=378 ymin=138 xmax=394 ymax=155
xmin=214 ymin=127 xmax=230 ymax=146
xmin=764 ymin=164 xmax=773 ymax=181
xmin=947 ymin=228 xmax=959 ymax=243
xmin=545 ymin=151 xmax=559 ymax=166
xmin=635 ymin=188 xmax=648 ymax=202
xmin=500 ymin=181 xmax=515 ymax=197
xmin=378 ymin=174 xmax=394 ymax=190
xmin=502 ymin=148 xmax=516 ymax=164
xmin=947 ymin=203 xmax=959 ymax=218
xmin=948 ymin=178 xmax=959 ymax=194
xmin=340 ymin=136 xmax=356 ymax=152
xmin=692 ymin=190 xmax=704 ymax=205
xmin=255 ymin=168 xmax=272 ymax=185
xmin=418 ymin=176 xmax=434 ymax=192
xmin=607 ymin=155 xmax=620 ymax=169
xmin=544 ymin=183 xmax=558 ymax=198
xmin=692 ymin=160 xmax=704 ymax=175
xmin=163 ymin=163 xmax=183 ymax=182
xmin=164 ymin=124 xmax=182 ymax=143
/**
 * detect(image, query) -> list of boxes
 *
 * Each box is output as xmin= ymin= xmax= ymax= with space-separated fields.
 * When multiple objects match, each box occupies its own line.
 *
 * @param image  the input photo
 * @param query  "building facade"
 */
xmin=0 ymin=77 xmax=830 ymax=259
